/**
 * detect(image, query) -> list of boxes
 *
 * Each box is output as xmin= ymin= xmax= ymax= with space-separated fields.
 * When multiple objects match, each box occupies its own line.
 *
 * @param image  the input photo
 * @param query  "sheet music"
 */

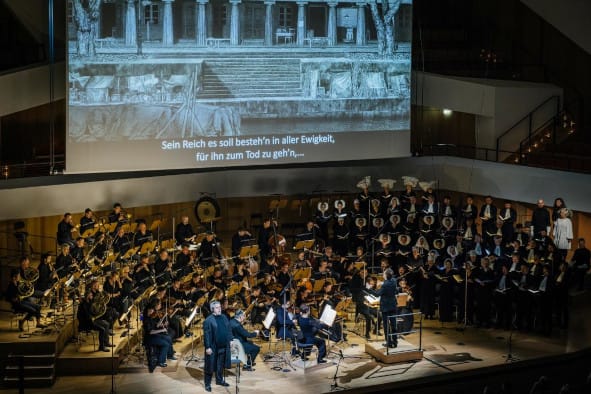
xmin=185 ymin=305 xmax=198 ymax=326
xmin=364 ymin=294 xmax=380 ymax=305
xmin=319 ymin=305 xmax=337 ymax=327
xmin=263 ymin=308 xmax=276 ymax=329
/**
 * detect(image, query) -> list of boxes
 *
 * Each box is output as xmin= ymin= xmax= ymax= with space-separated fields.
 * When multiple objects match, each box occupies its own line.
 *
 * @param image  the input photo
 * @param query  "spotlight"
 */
xmin=442 ymin=109 xmax=453 ymax=117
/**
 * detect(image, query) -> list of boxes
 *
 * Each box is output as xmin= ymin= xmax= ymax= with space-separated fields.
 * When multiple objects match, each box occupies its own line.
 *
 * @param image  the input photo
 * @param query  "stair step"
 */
xmin=3 ymin=374 xmax=55 ymax=389
xmin=5 ymin=365 xmax=55 ymax=370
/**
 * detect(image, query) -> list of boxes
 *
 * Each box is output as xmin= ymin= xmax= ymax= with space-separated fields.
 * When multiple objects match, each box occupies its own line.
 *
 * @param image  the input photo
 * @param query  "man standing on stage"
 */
xmin=203 ymin=300 xmax=232 ymax=391
xmin=374 ymin=268 xmax=399 ymax=348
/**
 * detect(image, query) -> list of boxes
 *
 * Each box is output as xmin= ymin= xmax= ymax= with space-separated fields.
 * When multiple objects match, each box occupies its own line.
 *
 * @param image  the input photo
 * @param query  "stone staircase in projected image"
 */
xmin=199 ymin=57 xmax=302 ymax=99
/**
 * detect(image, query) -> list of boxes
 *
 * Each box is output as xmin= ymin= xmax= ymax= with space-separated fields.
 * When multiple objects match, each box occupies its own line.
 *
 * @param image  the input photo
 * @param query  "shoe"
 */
xmin=37 ymin=323 xmax=47 ymax=329
xmin=317 ymin=359 xmax=327 ymax=364
xmin=216 ymin=381 xmax=230 ymax=387
xmin=365 ymin=334 xmax=371 ymax=340
xmin=100 ymin=347 xmax=110 ymax=352
xmin=251 ymin=362 xmax=256 ymax=366
xmin=158 ymin=362 xmax=167 ymax=368
xmin=243 ymin=365 xmax=255 ymax=371
xmin=168 ymin=356 xmax=178 ymax=361
xmin=205 ymin=386 xmax=211 ymax=392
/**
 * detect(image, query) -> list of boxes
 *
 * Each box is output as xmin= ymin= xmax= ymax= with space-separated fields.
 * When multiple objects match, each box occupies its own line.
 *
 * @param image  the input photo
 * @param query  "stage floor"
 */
xmin=4 ymin=318 xmax=577 ymax=394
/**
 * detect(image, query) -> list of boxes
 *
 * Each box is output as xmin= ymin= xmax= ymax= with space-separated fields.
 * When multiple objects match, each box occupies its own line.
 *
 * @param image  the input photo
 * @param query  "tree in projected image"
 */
xmin=368 ymin=0 xmax=401 ymax=56
xmin=72 ymin=0 xmax=101 ymax=57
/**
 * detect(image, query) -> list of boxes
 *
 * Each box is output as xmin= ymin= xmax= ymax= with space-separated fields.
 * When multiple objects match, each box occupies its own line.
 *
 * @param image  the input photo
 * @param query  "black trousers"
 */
xmin=382 ymin=310 xmax=398 ymax=346
xmin=205 ymin=348 xmax=227 ymax=386
xmin=14 ymin=300 xmax=41 ymax=321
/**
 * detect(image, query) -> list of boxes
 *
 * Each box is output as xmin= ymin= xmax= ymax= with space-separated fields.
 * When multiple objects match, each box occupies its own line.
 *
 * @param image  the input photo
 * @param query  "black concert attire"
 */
xmin=154 ymin=256 xmax=173 ymax=286
xmin=113 ymin=233 xmax=131 ymax=256
xmin=203 ymin=313 xmax=232 ymax=388
xmin=461 ymin=203 xmax=478 ymax=226
xmin=298 ymin=315 xmax=327 ymax=362
xmin=373 ymin=276 xmax=399 ymax=347
xmin=554 ymin=268 xmax=570 ymax=328
xmin=103 ymin=279 xmax=129 ymax=317
xmin=77 ymin=295 xmax=111 ymax=351
xmin=315 ymin=208 xmax=332 ymax=243
xmin=437 ymin=267 xmax=456 ymax=322
xmin=36 ymin=261 xmax=56 ymax=294
xmin=175 ymin=222 xmax=195 ymax=245
xmin=276 ymin=304 xmax=296 ymax=340
xmin=493 ymin=271 xmax=514 ymax=329
xmin=232 ymin=232 xmax=252 ymax=258
xmin=531 ymin=207 xmax=550 ymax=237
xmin=258 ymin=225 xmax=273 ymax=268
xmin=532 ymin=273 xmax=554 ymax=335
xmin=419 ymin=263 xmax=437 ymax=319
xmin=134 ymin=230 xmax=153 ymax=249
xmin=5 ymin=281 xmax=42 ymax=322
xmin=80 ymin=215 xmax=96 ymax=236
xmin=142 ymin=309 xmax=174 ymax=366
xmin=474 ymin=266 xmax=495 ymax=327
xmin=133 ymin=263 xmax=155 ymax=295
xmin=571 ymin=245 xmax=591 ymax=291
xmin=479 ymin=203 xmax=497 ymax=245
xmin=57 ymin=219 xmax=74 ymax=247
xmin=230 ymin=317 xmax=260 ymax=367
xmin=499 ymin=207 xmax=517 ymax=244
xmin=332 ymin=220 xmax=350 ymax=257
xmin=56 ymin=252 xmax=76 ymax=279
xmin=70 ymin=244 xmax=85 ymax=266
xmin=173 ymin=250 xmax=193 ymax=277
xmin=199 ymin=238 xmax=221 ymax=266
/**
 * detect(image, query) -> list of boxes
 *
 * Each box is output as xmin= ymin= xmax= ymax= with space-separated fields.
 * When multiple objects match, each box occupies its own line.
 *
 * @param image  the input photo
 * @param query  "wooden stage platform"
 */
xmin=0 ymin=300 xmax=583 ymax=394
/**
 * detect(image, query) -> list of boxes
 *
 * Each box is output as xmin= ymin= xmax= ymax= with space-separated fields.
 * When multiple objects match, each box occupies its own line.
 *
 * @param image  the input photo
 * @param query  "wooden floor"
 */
xmin=3 ymin=294 xmax=590 ymax=394
xmin=1 ymin=316 xmax=578 ymax=394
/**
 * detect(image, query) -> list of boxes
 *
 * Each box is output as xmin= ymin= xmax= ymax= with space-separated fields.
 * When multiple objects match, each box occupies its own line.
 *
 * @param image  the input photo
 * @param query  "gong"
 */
xmin=194 ymin=196 xmax=221 ymax=224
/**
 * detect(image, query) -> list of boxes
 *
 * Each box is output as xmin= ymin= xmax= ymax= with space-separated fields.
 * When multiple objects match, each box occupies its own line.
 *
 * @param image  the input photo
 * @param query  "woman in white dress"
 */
xmin=553 ymin=208 xmax=573 ymax=262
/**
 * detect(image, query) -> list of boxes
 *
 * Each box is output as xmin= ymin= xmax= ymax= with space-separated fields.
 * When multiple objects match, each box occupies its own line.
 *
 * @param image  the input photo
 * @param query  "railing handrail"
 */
xmin=496 ymin=94 xmax=560 ymax=142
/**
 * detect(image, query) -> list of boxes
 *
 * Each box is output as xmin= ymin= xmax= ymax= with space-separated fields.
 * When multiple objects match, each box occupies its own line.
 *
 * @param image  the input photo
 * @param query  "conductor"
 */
xmin=374 ymin=268 xmax=399 ymax=348
xmin=203 ymin=300 xmax=232 ymax=391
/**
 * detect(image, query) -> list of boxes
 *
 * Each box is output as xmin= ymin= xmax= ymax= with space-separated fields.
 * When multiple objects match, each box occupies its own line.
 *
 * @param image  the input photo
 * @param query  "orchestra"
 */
xmin=3 ymin=175 xmax=580 ymax=388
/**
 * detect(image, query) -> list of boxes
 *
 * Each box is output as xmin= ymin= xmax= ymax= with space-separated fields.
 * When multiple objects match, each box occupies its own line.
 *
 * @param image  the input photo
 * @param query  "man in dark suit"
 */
xmin=203 ymin=300 xmax=232 ymax=391
xmin=230 ymin=310 xmax=260 ymax=371
xmin=373 ymin=268 xmax=399 ymax=348
xmin=297 ymin=304 xmax=327 ymax=363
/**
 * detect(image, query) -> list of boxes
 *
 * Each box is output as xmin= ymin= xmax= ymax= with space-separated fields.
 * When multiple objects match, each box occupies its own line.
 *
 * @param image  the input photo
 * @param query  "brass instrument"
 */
xmin=17 ymin=279 xmax=34 ymax=300
xmin=23 ymin=267 xmax=39 ymax=283
xmin=90 ymin=291 xmax=111 ymax=320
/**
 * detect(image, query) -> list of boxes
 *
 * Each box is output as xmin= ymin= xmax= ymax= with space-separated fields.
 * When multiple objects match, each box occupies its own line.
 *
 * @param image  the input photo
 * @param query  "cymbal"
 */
xmin=201 ymin=216 xmax=222 ymax=223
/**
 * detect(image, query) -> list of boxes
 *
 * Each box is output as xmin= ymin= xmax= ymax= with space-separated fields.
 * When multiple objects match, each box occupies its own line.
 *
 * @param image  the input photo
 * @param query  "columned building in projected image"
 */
xmin=68 ymin=0 xmax=411 ymax=48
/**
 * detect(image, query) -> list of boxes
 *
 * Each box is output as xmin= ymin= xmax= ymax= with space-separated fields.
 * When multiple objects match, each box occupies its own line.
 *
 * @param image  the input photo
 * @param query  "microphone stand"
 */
xmin=110 ymin=255 xmax=116 ymax=394
xmin=277 ymin=275 xmax=294 ymax=372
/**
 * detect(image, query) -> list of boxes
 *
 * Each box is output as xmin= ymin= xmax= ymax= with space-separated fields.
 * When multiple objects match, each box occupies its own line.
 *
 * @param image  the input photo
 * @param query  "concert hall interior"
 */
xmin=2 ymin=0 xmax=591 ymax=393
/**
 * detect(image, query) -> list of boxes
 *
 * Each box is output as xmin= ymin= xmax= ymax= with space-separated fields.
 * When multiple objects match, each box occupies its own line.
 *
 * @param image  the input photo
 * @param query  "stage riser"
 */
xmin=365 ymin=340 xmax=424 ymax=364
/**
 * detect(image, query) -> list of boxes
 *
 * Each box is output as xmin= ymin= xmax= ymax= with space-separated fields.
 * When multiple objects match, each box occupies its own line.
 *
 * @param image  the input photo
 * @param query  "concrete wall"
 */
xmin=413 ymin=71 xmax=563 ymax=152
xmin=2 ymin=155 xmax=591 ymax=221
xmin=521 ymin=0 xmax=591 ymax=55
xmin=0 ymin=62 xmax=66 ymax=117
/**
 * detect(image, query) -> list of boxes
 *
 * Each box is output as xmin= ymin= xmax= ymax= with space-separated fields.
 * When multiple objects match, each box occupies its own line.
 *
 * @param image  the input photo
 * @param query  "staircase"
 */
xmin=2 ymin=353 xmax=56 ymax=389
xmin=199 ymin=57 xmax=302 ymax=99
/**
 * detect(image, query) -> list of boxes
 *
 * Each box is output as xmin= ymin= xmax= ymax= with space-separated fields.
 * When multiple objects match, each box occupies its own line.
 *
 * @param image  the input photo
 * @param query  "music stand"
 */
xmin=121 ymin=247 xmax=139 ymax=262
xmin=185 ymin=305 xmax=201 ymax=365
xmin=293 ymin=268 xmax=311 ymax=282
xmin=262 ymin=308 xmax=276 ymax=354
xmin=81 ymin=226 xmax=99 ymax=239
xmin=239 ymin=245 xmax=259 ymax=260
xmin=294 ymin=240 xmax=314 ymax=251
xmin=140 ymin=241 xmax=156 ymax=255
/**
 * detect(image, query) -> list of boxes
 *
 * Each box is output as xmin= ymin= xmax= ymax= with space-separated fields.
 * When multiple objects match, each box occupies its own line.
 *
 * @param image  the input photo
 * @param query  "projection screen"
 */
xmin=66 ymin=0 xmax=412 ymax=173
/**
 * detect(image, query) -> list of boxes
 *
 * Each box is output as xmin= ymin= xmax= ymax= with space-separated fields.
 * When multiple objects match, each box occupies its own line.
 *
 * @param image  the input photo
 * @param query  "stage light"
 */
xmin=442 ymin=109 xmax=453 ymax=117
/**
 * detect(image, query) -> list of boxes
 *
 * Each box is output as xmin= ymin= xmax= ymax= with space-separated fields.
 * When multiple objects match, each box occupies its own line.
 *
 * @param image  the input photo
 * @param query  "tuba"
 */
xmin=17 ymin=280 xmax=35 ymax=300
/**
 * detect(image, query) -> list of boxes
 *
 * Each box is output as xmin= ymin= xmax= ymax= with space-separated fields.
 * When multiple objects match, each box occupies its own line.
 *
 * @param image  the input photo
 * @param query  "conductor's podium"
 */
xmin=365 ymin=339 xmax=424 ymax=364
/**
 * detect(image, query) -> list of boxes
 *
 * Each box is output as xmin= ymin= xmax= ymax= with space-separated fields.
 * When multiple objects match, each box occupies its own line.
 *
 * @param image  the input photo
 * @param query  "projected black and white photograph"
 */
xmin=67 ymin=0 xmax=412 ymax=172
